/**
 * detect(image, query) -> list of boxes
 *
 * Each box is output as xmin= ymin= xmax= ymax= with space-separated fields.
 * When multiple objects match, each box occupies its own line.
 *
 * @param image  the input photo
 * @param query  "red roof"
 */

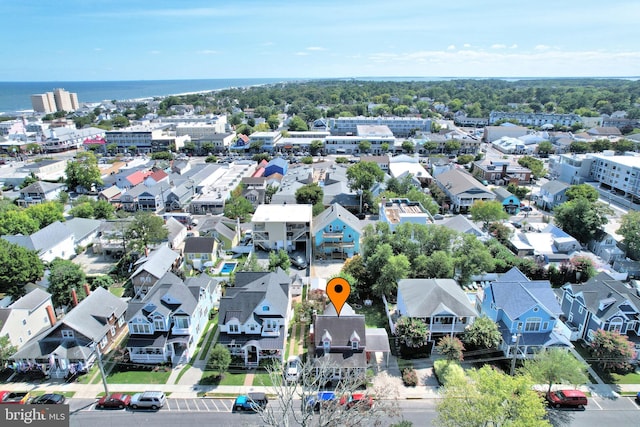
xmin=252 ymin=167 xmax=265 ymax=177
xmin=147 ymin=169 xmax=168 ymax=182
xmin=126 ymin=170 xmax=152 ymax=186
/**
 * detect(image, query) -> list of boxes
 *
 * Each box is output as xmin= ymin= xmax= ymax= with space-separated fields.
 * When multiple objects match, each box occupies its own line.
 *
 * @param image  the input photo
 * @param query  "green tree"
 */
xmin=238 ymin=253 xmax=266 ymax=272
xmin=436 ymin=336 xmax=465 ymax=361
xmin=69 ymin=202 xmax=94 ymax=218
xmin=287 ymin=116 xmax=308 ymax=131
xmin=453 ymin=234 xmax=494 ymax=284
xmin=125 ymin=212 xmax=169 ymax=254
xmin=223 ymin=196 xmax=254 ymax=222
xmin=0 ymin=239 xmax=44 ymax=296
xmin=205 ymin=155 xmax=218 ymax=163
xmin=267 ymin=115 xmax=280 ymax=130
xmin=208 ymin=344 xmax=232 ymax=377
xmin=65 ymin=151 xmax=103 ymax=192
xmin=91 ymin=275 xmax=114 ymax=290
xmin=422 ymin=141 xmax=438 ymax=153
xmin=565 ymin=183 xmax=599 ymax=202
xmin=374 ymin=254 xmax=410 ymax=297
xmin=0 ymin=334 xmax=18 ymax=368
xmin=310 ymin=140 xmax=324 ymax=155
xmin=401 ymin=140 xmax=415 ymax=153
xmin=537 ymin=140 xmax=554 ymax=156
xmin=26 ymin=202 xmax=64 ymax=229
xmin=48 ymin=258 xmax=86 ymax=308
xmin=0 ymin=209 xmax=39 ymax=235
xmin=506 ymin=183 xmax=530 ymax=201
xmin=394 ymin=316 xmax=429 ymax=348
xmin=436 ymin=365 xmax=550 ymax=427
xmin=295 ymin=183 xmax=323 ymax=206
xmin=268 ymin=249 xmax=290 ymax=273
xmin=618 ymin=210 xmax=640 ymax=260
xmin=93 ymin=199 xmax=115 ymax=219
xmin=463 ymin=316 xmax=501 ymax=350
xmin=518 ymin=155 xmax=545 ymax=178
xmin=590 ymin=329 xmax=637 ymax=372
xmin=456 ymin=154 xmax=475 ymax=165
xmin=346 ymin=162 xmax=385 ymax=213
xmin=469 ymin=200 xmax=509 ymax=230
xmin=553 ymin=198 xmax=612 ymax=243
xmin=358 ymin=140 xmax=371 ymax=154
xmin=520 ymin=348 xmax=588 ymax=393
xmin=444 ymin=140 xmax=461 ymax=154
xmin=412 ymin=251 xmax=454 ymax=278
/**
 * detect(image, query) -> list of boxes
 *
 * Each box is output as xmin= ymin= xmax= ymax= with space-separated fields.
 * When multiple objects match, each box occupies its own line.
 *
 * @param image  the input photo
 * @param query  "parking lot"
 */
xmin=71 ymin=398 xmax=236 ymax=413
xmin=588 ymin=395 xmax=640 ymax=411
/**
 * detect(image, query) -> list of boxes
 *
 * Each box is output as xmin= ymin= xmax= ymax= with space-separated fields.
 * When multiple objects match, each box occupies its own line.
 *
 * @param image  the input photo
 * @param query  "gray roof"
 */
xmin=488 ymin=267 xmax=562 ymax=320
xmin=540 ymin=180 xmax=570 ymax=194
xmin=7 ymin=288 xmax=51 ymax=310
xmin=312 ymin=203 xmax=363 ymax=235
xmin=438 ymin=215 xmax=484 ymax=236
xmin=563 ymin=272 xmax=640 ymax=321
xmin=65 ymin=217 xmax=101 ymax=243
xmin=62 ymin=287 xmax=127 ymax=341
xmin=398 ymin=278 xmax=478 ymax=318
xmin=2 ymin=221 xmax=73 ymax=253
xmin=493 ymin=187 xmax=518 ymax=202
xmin=436 ymin=169 xmax=494 ymax=198
xmin=131 ymin=245 xmax=180 ymax=280
xmin=165 ymin=217 xmax=186 ymax=238
xmin=20 ymin=181 xmax=64 ymax=195
xmin=183 ymin=237 xmax=217 ymax=253
xmin=313 ymin=313 xmax=367 ymax=368
xmin=218 ymin=269 xmax=290 ymax=324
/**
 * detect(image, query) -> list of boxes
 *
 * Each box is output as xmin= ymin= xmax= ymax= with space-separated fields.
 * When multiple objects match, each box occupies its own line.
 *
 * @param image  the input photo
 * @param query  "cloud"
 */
xmin=447 ymin=45 xmax=456 ymax=50
xmin=463 ymin=43 xmax=471 ymax=48
xmin=534 ymin=44 xmax=551 ymax=51
xmin=509 ymin=44 xmax=518 ymax=49
xmin=295 ymin=51 xmax=309 ymax=56
xmin=491 ymin=44 xmax=507 ymax=49
xmin=196 ymin=50 xmax=220 ymax=55
xmin=306 ymin=46 xmax=327 ymax=51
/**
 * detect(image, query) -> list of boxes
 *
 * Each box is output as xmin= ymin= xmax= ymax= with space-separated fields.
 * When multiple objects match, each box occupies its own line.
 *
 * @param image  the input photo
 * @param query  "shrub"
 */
xmin=433 ymin=360 xmax=465 ymax=386
xmin=401 ymin=367 xmax=418 ymax=387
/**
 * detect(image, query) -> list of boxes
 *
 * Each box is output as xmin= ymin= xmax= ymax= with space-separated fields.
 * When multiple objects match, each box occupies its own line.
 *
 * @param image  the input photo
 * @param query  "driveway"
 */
xmin=73 ymin=251 xmax=117 ymax=275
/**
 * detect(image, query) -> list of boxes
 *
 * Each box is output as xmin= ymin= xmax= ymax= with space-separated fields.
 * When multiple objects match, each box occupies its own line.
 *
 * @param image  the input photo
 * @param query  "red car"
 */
xmin=339 ymin=393 xmax=374 ymax=410
xmin=96 ymin=393 xmax=132 ymax=409
xmin=546 ymin=389 xmax=588 ymax=409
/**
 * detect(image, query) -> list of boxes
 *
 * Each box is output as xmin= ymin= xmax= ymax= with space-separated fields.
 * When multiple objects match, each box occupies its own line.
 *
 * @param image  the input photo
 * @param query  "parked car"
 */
xmin=233 ymin=392 xmax=268 ymax=412
xmin=521 ymin=206 xmax=533 ymax=212
xmin=285 ymin=356 xmax=301 ymax=383
xmin=289 ymin=253 xmax=308 ymax=270
xmin=0 ymin=391 xmax=30 ymax=404
xmin=305 ymin=391 xmax=336 ymax=412
xmin=636 ymin=391 xmax=640 ymax=404
xmin=339 ymin=393 xmax=374 ymax=410
xmin=546 ymin=389 xmax=588 ymax=409
xmin=96 ymin=393 xmax=131 ymax=409
xmin=130 ymin=391 xmax=166 ymax=410
xmin=30 ymin=393 xmax=66 ymax=405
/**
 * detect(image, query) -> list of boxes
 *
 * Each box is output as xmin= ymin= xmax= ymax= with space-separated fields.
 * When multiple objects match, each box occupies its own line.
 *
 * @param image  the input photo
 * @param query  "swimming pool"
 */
xmin=220 ymin=262 xmax=237 ymax=274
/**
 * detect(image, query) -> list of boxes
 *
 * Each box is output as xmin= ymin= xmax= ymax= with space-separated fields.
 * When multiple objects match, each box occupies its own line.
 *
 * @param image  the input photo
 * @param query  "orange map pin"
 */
xmin=326 ymin=277 xmax=351 ymax=317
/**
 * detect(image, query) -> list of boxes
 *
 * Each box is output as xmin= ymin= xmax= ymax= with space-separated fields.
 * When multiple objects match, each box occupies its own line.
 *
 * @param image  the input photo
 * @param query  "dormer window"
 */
xmin=322 ymin=330 xmax=332 ymax=352
xmin=61 ymin=330 xmax=74 ymax=339
xmin=350 ymin=330 xmax=361 ymax=350
xmin=262 ymin=305 xmax=270 ymax=312
xmin=229 ymin=324 xmax=239 ymax=333
xmin=351 ymin=341 xmax=359 ymax=350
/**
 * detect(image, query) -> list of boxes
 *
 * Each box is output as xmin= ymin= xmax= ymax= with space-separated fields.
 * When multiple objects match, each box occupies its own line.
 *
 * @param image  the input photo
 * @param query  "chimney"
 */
xmin=45 ymin=305 xmax=56 ymax=326
xmin=501 ymin=164 xmax=508 ymax=177
xmin=83 ymin=283 xmax=91 ymax=296
xmin=145 ymin=246 xmax=149 ymax=257
xmin=71 ymin=289 xmax=78 ymax=307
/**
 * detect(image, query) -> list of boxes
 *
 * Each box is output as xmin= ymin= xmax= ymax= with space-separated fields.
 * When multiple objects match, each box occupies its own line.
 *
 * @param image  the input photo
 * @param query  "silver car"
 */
xmin=130 ymin=391 xmax=166 ymax=410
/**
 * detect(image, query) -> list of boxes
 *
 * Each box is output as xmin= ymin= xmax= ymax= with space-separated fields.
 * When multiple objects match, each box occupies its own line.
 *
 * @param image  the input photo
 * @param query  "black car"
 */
xmin=31 ymin=393 xmax=66 ymax=404
xmin=289 ymin=254 xmax=308 ymax=270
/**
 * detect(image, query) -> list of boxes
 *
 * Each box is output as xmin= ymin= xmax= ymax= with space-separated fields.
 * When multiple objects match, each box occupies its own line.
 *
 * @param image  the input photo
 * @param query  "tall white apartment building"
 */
xmin=31 ymin=93 xmax=56 ymax=113
xmin=31 ymin=88 xmax=79 ymax=113
xmin=328 ymin=116 xmax=432 ymax=137
xmin=589 ymin=152 xmax=640 ymax=198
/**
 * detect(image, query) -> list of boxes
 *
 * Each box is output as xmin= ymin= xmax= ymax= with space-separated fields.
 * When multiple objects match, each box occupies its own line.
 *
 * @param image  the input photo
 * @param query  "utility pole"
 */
xmin=510 ymin=326 xmax=522 ymax=376
xmin=94 ymin=344 xmax=109 ymax=395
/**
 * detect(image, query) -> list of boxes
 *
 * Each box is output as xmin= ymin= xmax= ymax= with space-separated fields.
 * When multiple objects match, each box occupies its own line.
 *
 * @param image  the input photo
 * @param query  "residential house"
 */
xmin=536 ymin=180 xmax=570 ymax=211
xmin=98 ymin=185 xmax=122 ymax=205
xmin=472 ymin=159 xmax=532 ymax=185
xmin=612 ymin=259 xmax=640 ymax=279
xmin=126 ymin=272 xmax=219 ymax=365
xmin=508 ymin=224 xmax=580 ymax=262
xmin=64 ymin=217 xmax=101 ymax=248
xmin=217 ymin=269 xmax=292 ymax=367
xmin=264 ymin=157 xmax=288 ymax=177
xmin=165 ymin=217 xmax=187 ymax=250
xmin=493 ymin=187 xmax=521 ymax=215
xmin=559 ymin=272 xmax=640 ymax=355
xmin=164 ymin=182 xmax=195 ymax=212
xmin=379 ymin=198 xmax=435 ymax=231
xmin=312 ymin=203 xmax=362 ymax=260
xmin=396 ymin=278 xmax=478 ymax=344
xmin=311 ymin=303 xmax=367 ymax=380
xmin=130 ymin=245 xmax=181 ymax=297
xmin=2 ymin=221 xmax=75 ymax=263
xmin=360 ymin=155 xmax=390 ymax=172
xmin=435 ymin=168 xmax=496 ymax=213
xmin=91 ymin=218 xmax=134 ymax=257
xmin=252 ymin=204 xmax=313 ymax=259
xmin=477 ymin=267 xmax=572 ymax=360
xmin=0 ymin=289 xmax=54 ymax=349
xmin=17 ymin=181 xmax=65 ymax=206
xmin=434 ymin=214 xmax=488 ymax=240
xmin=10 ymin=286 xmax=127 ymax=379
xmin=183 ymin=237 xmax=218 ymax=271
xmin=195 ymin=216 xmax=240 ymax=251
xmin=120 ymin=183 xmax=171 ymax=213
xmin=388 ymin=154 xmax=432 ymax=187
xmin=588 ymin=230 xmax=625 ymax=265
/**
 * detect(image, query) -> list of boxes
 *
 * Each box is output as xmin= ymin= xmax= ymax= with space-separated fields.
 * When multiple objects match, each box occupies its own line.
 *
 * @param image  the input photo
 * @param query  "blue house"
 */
xmin=477 ymin=267 xmax=571 ymax=360
xmin=264 ymin=157 xmax=288 ymax=177
xmin=559 ymin=272 xmax=640 ymax=356
xmin=312 ymin=203 xmax=362 ymax=260
xmin=493 ymin=187 xmax=520 ymax=215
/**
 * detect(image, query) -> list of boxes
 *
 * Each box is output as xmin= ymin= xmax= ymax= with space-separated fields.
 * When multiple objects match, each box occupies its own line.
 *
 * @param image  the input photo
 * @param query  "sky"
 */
xmin=3 ymin=0 xmax=640 ymax=81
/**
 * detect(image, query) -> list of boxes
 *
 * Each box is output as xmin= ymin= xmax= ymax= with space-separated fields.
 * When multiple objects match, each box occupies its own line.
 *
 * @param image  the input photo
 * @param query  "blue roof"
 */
xmin=489 ymin=268 xmax=561 ymax=319
xmin=267 ymin=157 xmax=288 ymax=167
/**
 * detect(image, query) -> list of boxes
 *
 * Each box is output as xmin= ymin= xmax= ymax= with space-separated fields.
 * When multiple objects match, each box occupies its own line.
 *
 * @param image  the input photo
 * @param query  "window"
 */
xmin=174 ymin=317 xmax=189 ymax=329
xmin=229 ymin=324 xmax=239 ymax=333
xmin=130 ymin=323 xmax=151 ymax=334
xmin=262 ymin=305 xmax=270 ymax=312
xmin=542 ymin=322 xmax=549 ymax=330
xmin=110 ymin=326 xmax=116 ymax=337
xmin=578 ymin=306 xmax=583 ymax=314
xmin=323 ymin=340 xmax=331 ymax=352
xmin=351 ymin=341 xmax=359 ymax=350
xmin=525 ymin=318 xmax=542 ymax=332
xmin=28 ymin=329 xmax=31 ymax=336
xmin=117 ymin=316 xmax=124 ymax=327
xmin=22 ymin=319 xmax=27 ymax=326
xmin=154 ymin=318 xmax=165 ymax=331
xmin=100 ymin=335 xmax=108 ymax=349
xmin=61 ymin=330 xmax=74 ymax=339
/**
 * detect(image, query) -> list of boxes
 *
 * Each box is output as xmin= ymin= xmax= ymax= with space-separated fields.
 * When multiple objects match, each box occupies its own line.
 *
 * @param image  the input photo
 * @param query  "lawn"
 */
xmin=356 ymin=301 xmax=389 ymax=329
xmin=200 ymin=371 xmax=246 ymax=386
xmin=106 ymin=365 xmax=171 ymax=384
xmin=610 ymin=371 xmax=640 ymax=384
xmin=109 ymin=287 xmax=125 ymax=297
xmin=199 ymin=315 xmax=218 ymax=361
xmin=252 ymin=372 xmax=274 ymax=387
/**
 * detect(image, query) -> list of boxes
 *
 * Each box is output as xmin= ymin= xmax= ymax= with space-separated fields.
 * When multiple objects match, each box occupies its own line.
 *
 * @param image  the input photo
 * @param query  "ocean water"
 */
xmin=0 ymin=78 xmax=299 ymax=115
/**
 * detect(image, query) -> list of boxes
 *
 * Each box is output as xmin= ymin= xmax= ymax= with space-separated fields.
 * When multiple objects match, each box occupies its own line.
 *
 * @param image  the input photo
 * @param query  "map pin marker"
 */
xmin=326 ymin=277 xmax=351 ymax=317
